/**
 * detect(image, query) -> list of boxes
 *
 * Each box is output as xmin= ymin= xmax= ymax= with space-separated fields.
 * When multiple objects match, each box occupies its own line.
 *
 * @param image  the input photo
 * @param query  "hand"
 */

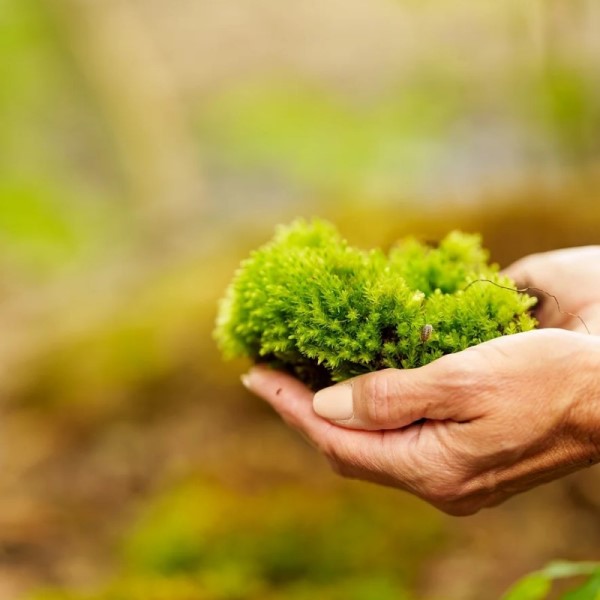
xmin=244 ymin=329 xmax=600 ymax=516
xmin=503 ymin=246 xmax=600 ymax=334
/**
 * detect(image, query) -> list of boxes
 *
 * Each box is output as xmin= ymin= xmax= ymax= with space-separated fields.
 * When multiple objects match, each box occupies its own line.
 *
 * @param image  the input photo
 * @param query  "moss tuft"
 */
xmin=215 ymin=220 xmax=537 ymax=389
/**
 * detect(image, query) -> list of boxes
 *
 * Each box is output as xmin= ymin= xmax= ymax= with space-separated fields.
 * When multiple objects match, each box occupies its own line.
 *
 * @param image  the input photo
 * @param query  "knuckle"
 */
xmin=428 ymin=473 xmax=499 ymax=516
xmin=433 ymin=355 xmax=480 ymax=396
xmin=470 ymin=472 xmax=499 ymax=497
xmin=422 ymin=474 xmax=471 ymax=507
xmin=360 ymin=371 xmax=396 ymax=425
xmin=425 ymin=481 xmax=463 ymax=506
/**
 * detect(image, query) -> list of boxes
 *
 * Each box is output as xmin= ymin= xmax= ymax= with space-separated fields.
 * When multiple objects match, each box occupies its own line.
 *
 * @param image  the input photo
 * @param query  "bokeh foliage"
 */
xmin=0 ymin=0 xmax=124 ymax=279
xmin=27 ymin=479 xmax=444 ymax=600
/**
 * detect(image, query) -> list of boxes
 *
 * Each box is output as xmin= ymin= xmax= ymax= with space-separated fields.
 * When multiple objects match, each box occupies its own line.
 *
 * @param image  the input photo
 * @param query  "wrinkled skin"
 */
xmin=243 ymin=247 xmax=600 ymax=516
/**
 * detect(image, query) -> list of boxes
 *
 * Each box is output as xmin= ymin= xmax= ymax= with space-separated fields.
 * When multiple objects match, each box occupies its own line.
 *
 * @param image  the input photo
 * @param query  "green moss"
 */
xmin=26 ymin=479 xmax=443 ymax=600
xmin=215 ymin=219 xmax=537 ymax=388
xmin=121 ymin=479 xmax=442 ymax=581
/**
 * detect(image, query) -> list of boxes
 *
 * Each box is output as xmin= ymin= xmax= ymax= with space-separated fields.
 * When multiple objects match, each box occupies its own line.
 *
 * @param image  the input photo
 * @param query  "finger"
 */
xmin=312 ymin=359 xmax=482 ymax=431
xmin=502 ymin=254 xmax=570 ymax=328
xmin=575 ymin=303 xmax=600 ymax=335
xmin=503 ymin=246 xmax=600 ymax=287
xmin=501 ymin=254 xmax=543 ymax=289
xmin=242 ymin=365 xmax=388 ymax=463
xmin=242 ymin=366 xmax=334 ymax=449
xmin=501 ymin=249 xmax=583 ymax=287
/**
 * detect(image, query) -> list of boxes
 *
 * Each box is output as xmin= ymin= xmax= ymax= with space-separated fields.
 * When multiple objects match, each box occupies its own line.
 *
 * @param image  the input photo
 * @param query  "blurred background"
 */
xmin=1 ymin=0 xmax=600 ymax=598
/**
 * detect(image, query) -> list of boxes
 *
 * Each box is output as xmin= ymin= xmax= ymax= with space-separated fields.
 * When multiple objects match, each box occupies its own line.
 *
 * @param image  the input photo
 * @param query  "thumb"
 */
xmin=313 ymin=361 xmax=472 ymax=431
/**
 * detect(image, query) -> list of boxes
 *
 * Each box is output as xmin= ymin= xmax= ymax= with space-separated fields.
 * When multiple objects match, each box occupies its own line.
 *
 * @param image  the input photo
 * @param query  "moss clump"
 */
xmin=215 ymin=219 xmax=536 ymax=389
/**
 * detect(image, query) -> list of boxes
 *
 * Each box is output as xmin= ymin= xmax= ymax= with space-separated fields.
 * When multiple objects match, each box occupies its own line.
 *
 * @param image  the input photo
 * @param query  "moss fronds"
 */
xmin=215 ymin=220 xmax=536 ymax=389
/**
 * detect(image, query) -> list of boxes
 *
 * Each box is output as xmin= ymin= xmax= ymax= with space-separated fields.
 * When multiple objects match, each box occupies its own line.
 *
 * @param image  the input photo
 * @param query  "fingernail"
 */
xmin=241 ymin=373 xmax=252 ymax=390
xmin=313 ymin=384 xmax=353 ymax=421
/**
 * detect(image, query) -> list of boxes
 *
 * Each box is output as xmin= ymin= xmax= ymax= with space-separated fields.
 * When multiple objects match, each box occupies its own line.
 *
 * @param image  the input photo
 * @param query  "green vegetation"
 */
xmin=215 ymin=220 xmax=536 ymax=388
xmin=196 ymin=77 xmax=463 ymax=196
xmin=502 ymin=561 xmax=600 ymax=600
xmin=27 ymin=479 xmax=444 ymax=600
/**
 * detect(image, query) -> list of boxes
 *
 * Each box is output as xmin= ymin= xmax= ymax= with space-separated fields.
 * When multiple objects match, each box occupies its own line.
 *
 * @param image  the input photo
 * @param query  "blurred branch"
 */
xmin=42 ymin=0 xmax=204 ymax=232
xmin=0 ymin=0 xmax=215 ymax=401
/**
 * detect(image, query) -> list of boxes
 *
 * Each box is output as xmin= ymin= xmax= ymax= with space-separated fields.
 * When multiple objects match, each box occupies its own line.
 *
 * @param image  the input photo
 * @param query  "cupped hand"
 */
xmin=244 ymin=329 xmax=600 ymax=516
xmin=503 ymin=246 xmax=600 ymax=334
